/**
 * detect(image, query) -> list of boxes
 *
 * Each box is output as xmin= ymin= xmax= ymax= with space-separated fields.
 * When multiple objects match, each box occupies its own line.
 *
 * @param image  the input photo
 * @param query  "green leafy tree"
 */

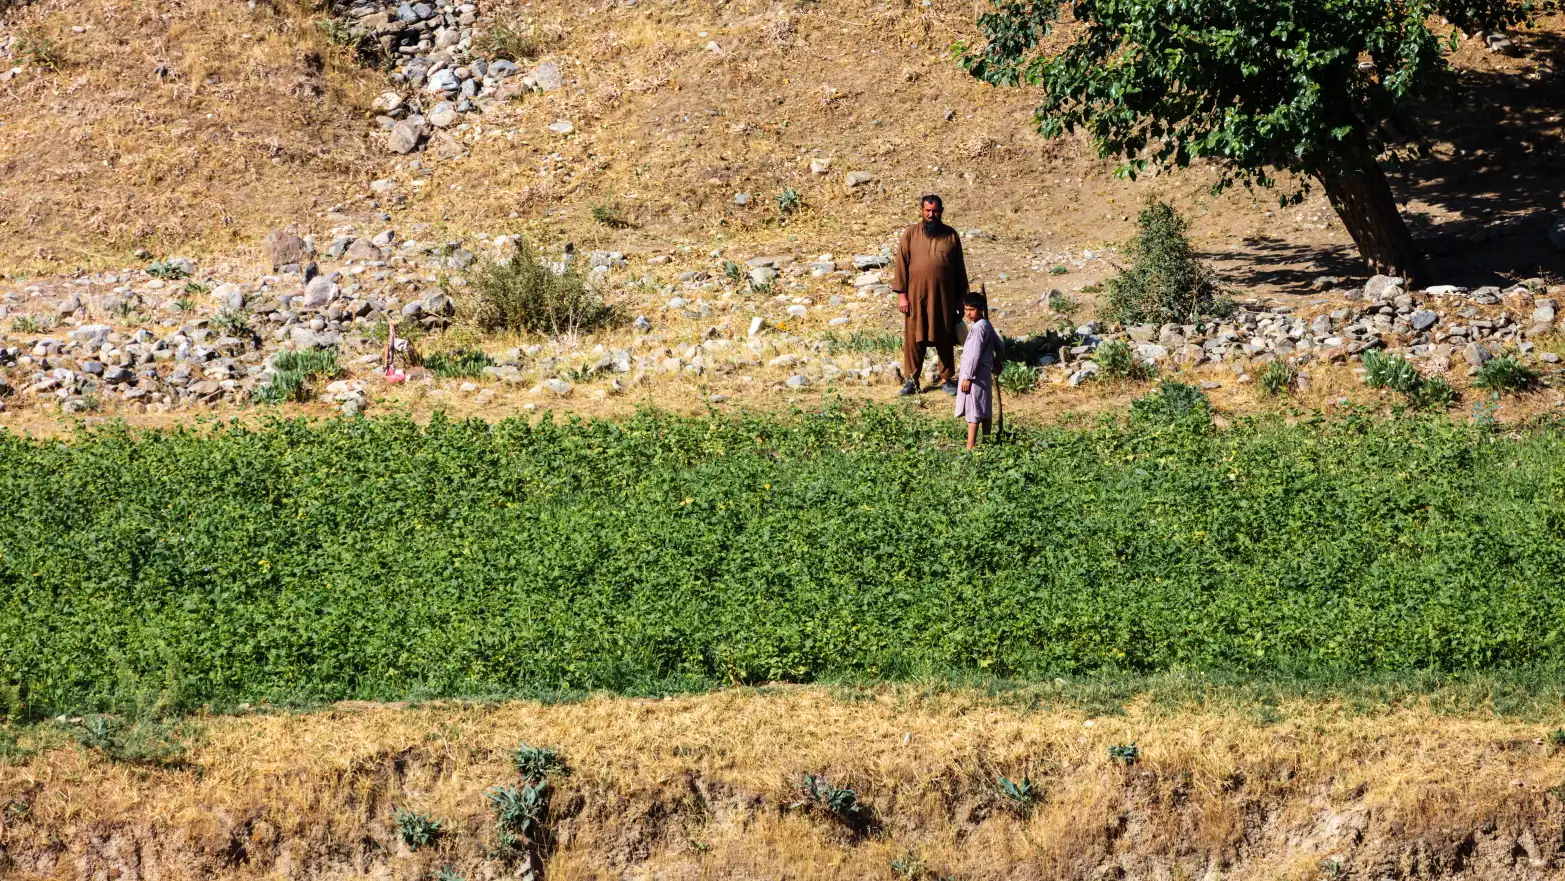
xmin=960 ymin=0 xmax=1548 ymax=279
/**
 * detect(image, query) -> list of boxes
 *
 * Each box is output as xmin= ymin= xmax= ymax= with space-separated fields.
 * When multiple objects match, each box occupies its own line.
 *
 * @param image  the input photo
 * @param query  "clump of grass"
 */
xmin=997 ymin=360 xmax=1039 ymax=395
xmin=393 ymin=807 xmax=443 ymax=850
xmin=183 ymin=281 xmax=211 ymax=296
xmin=591 ymin=205 xmax=632 ymax=229
xmin=424 ymin=349 xmax=494 ymax=379
xmin=1362 ymin=350 xmax=1462 ymax=410
xmin=9 ymin=314 xmax=53 ymax=334
xmin=1047 ymin=289 xmax=1079 ymax=317
xmin=1105 ymin=201 xmax=1232 ymax=325
xmin=1259 ymin=360 xmax=1296 ymax=396
xmin=257 ymin=348 xmax=340 ymax=404
xmin=316 ymin=17 xmax=365 ymax=49
xmin=821 ymin=330 xmax=900 ymax=355
xmin=1130 ymin=383 xmax=1211 ymax=429
xmin=71 ymin=714 xmax=187 ymax=768
xmin=212 ymin=309 xmax=251 ymax=337
xmin=15 ymin=27 xmax=66 ymax=71
xmin=1473 ymin=356 xmax=1538 ymax=393
xmin=512 ymin=743 xmax=570 ymax=781
xmin=457 ymin=239 xmax=617 ymax=336
xmin=475 ymin=14 xmax=543 ymax=60
xmin=1409 ymin=376 xmax=1458 ymax=411
xmin=1094 ymin=339 xmax=1154 ymax=381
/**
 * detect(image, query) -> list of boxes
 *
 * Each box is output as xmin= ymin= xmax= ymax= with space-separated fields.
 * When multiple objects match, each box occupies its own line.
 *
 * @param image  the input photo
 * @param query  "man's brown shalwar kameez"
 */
xmin=892 ymin=222 xmax=968 ymax=384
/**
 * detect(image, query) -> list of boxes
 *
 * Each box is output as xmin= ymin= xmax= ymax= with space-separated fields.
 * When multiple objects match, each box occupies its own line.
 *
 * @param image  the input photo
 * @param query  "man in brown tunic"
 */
xmin=893 ymin=194 xmax=969 ymax=396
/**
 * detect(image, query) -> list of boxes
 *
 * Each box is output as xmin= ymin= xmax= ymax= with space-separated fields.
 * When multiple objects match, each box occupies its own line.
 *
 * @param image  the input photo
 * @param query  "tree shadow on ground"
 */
xmin=1205 ymin=24 xmax=1565 ymax=293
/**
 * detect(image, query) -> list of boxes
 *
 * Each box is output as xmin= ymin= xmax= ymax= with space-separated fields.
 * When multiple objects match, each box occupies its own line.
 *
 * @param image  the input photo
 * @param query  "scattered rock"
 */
xmin=843 ymin=171 xmax=876 ymax=193
xmin=262 ymin=229 xmax=306 ymax=270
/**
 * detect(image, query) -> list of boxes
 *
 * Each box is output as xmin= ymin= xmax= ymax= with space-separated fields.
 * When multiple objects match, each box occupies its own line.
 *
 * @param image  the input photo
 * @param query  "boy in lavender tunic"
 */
xmin=955 ymin=291 xmax=1005 ymax=450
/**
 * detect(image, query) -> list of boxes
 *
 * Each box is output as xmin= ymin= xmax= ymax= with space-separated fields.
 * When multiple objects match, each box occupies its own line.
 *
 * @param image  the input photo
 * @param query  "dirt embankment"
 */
xmin=3 ymin=687 xmax=1565 ymax=880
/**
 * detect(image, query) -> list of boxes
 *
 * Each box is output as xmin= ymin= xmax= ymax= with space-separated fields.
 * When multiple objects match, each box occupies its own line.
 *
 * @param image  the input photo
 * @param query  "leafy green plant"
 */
xmin=1548 ymin=729 xmax=1565 ymax=748
xmin=317 ymin=17 xmax=365 ymax=48
xmin=71 ymin=714 xmax=187 ymax=767
xmin=997 ymin=360 xmax=1039 ymax=395
xmin=488 ymin=781 xmax=550 ymax=840
xmin=1408 ymin=376 xmax=1458 ymax=411
xmin=1049 ymin=265 xmax=1069 ymax=276
xmin=821 ymin=331 xmax=901 ymax=355
xmin=109 ymin=299 xmax=139 ymax=320
xmin=1362 ymin=350 xmax=1420 ymax=395
xmin=183 ymin=281 xmax=211 ymax=296
xmin=1130 ymin=382 xmax=1211 ymax=429
xmin=1473 ymin=356 xmax=1538 ymax=393
xmin=15 ymin=27 xmax=65 ymax=71
xmin=1094 ymin=339 xmax=1153 ymax=381
xmin=1107 ymin=744 xmax=1139 ymax=766
xmin=257 ymin=348 xmax=340 ymax=404
xmin=513 ymin=743 xmax=570 ymax=781
xmin=1259 ymin=360 xmax=1296 ymax=397
xmin=996 ymin=774 xmax=1037 ymax=815
xmin=777 ymin=187 xmax=804 ymax=216
xmin=173 ymin=297 xmax=196 ymax=313
xmin=457 ymin=239 xmax=617 ymax=336
xmin=1101 ymin=202 xmax=1232 ymax=325
xmin=793 ymin=773 xmax=870 ymax=830
xmin=394 ymin=807 xmax=444 ymax=850
xmin=723 ymin=260 xmax=744 ymax=282
xmin=425 ymin=349 xmax=495 ymax=379
xmin=9 ymin=314 xmax=52 ymax=334
xmin=146 ymin=260 xmax=190 ymax=280
xmin=430 ymin=868 xmax=465 ymax=881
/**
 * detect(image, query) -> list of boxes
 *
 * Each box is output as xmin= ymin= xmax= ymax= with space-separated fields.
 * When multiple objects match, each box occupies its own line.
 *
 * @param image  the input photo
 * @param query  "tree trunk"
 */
xmin=1313 ymin=160 xmax=1421 ymax=283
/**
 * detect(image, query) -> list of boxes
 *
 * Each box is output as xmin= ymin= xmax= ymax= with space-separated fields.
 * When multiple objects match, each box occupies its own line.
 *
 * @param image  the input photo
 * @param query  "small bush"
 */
xmin=212 ymin=309 xmax=251 ymax=338
xmin=1104 ymin=201 xmax=1232 ymax=325
xmin=72 ymin=715 xmax=187 ymax=767
xmin=777 ymin=188 xmax=804 ymax=216
xmin=1047 ymin=290 xmax=1079 ymax=317
xmin=1549 ymin=729 xmax=1565 ymax=748
xmin=723 ymin=260 xmax=744 ymax=282
xmin=1130 ymin=382 xmax=1211 ymax=429
xmin=425 ymin=349 xmax=494 ymax=379
xmin=997 ymin=360 xmax=1039 ymax=395
xmin=793 ymin=773 xmax=870 ymax=829
xmin=15 ymin=27 xmax=65 ymax=70
xmin=1473 ymin=356 xmax=1538 ymax=393
xmin=9 ymin=314 xmax=52 ymax=334
xmin=1094 ymin=339 xmax=1154 ymax=382
xmin=1049 ymin=265 xmax=1069 ymax=276
xmin=393 ymin=807 xmax=443 ymax=850
xmin=1362 ymin=350 xmax=1420 ymax=394
xmin=512 ymin=743 xmax=570 ymax=781
xmin=1259 ymin=360 xmax=1296 ymax=397
xmin=458 ymin=240 xmax=616 ymax=336
xmin=591 ymin=206 xmax=632 ymax=229
xmin=146 ymin=260 xmax=190 ymax=280
xmin=317 ymin=18 xmax=365 ymax=48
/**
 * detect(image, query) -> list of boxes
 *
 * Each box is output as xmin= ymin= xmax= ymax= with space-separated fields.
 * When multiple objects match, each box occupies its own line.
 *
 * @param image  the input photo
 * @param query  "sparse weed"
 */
xmin=393 ymin=807 xmax=443 ymax=850
xmin=183 ymin=281 xmax=211 ymax=296
xmin=9 ymin=314 xmax=52 ymax=334
xmin=1049 ymin=265 xmax=1069 ymax=275
xmin=1047 ymin=290 xmax=1079 ymax=317
xmin=173 ymin=297 xmax=196 ymax=313
xmin=146 ymin=260 xmax=190 ymax=280
xmin=723 ymin=260 xmax=744 ymax=282
xmin=793 ymin=773 xmax=869 ymax=828
xmin=1473 ymin=356 xmax=1538 ymax=393
xmin=430 ymin=868 xmax=465 ymax=881
xmin=316 ymin=17 xmax=365 ymax=48
xmin=512 ymin=743 xmax=570 ymax=781
xmin=475 ymin=14 xmax=543 ymax=60
xmin=777 ymin=187 xmax=804 ymax=216
xmin=1259 ymin=360 xmax=1296 ymax=396
xmin=1409 ymin=376 xmax=1458 ymax=411
xmin=71 ymin=714 xmax=186 ymax=767
xmin=15 ymin=27 xmax=65 ymax=71
xmin=1548 ymin=729 xmax=1565 ymax=748
xmin=591 ymin=205 xmax=632 ymax=229
xmin=821 ymin=331 xmax=900 ymax=355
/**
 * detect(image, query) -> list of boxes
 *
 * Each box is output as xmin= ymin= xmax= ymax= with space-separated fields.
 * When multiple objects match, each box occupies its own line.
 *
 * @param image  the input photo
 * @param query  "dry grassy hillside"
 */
xmin=3 ymin=0 xmax=1560 ymax=288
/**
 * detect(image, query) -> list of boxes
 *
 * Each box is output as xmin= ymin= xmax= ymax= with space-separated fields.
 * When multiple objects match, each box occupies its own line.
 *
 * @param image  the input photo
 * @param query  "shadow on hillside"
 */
xmin=1206 ymin=28 xmax=1565 ymax=293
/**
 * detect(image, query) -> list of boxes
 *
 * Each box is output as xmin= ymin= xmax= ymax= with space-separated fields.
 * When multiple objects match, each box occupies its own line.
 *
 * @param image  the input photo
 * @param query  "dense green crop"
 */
xmin=3 ymin=407 xmax=1565 ymax=716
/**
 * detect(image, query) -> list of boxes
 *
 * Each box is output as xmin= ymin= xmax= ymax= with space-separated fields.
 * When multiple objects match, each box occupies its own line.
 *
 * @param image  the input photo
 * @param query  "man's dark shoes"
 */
xmin=942 ymin=380 xmax=959 ymax=397
xmin=898 ymin=378 xmax=920 ymax=396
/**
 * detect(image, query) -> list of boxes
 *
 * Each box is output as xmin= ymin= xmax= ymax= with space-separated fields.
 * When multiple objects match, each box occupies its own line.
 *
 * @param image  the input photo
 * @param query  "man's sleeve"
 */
xmin=950 ymin=235 xmax=969 ymax=296
xmin=892 ymin=228 xmax=909 ymax=293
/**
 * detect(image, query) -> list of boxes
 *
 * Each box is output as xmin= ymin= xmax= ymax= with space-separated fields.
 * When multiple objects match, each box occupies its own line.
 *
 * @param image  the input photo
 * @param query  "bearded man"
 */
xmin=892 ymin=194 xmax=969 ymax=396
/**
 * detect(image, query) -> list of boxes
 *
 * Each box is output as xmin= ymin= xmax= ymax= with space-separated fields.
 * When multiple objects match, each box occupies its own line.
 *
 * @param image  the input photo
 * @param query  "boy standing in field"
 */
xmin=955 ymin=291 xmax=1004 ymax=450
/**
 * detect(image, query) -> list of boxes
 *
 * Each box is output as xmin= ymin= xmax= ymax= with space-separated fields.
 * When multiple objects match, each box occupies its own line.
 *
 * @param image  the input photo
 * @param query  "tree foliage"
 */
xmin=961 ymin=0 xmax=1541 ymax=188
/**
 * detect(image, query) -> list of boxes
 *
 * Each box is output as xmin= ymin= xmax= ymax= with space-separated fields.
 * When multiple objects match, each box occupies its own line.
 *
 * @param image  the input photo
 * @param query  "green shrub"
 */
xmin=1259 ymin=360 xmax=1296 ymax=397
xmin=1104 ymin=201 xmax=1232 ymax=325
xmin=1130 ymin=381 xmax=1211 ymax=428
xmin=591 ymin=206 xmax=631 ymax=229
xmin=821 ymin=331 xmax=900 ymax=355
xmin=488 ymin=781 xmax=549 ymax=839
xmin=1049 ymin=265 xmax=1069 ymax=276
xmin=997 ymin=360 xmax=1039 ymax=395
xmin=1409 ymin=376 xmax=1458 ymax=411
xmin=793 ymin=773 xmax=869 ymax=829
xmin=1094 ymin=339 xmax=1154 ymax=381
xmin=1047 ymin=290 xmax=1079 ymax=317
xmin=1362 ymin=350 xmax=1420 ymax=394
xmin=257 ymin=348 xmax=340 ymax=404
xmin=512 ymin=743 xmax=569 ymax=781
xmin=1107 ymin=744 xmax=1138 ymax=766
xmin=458 ymin=240 xmax=616 ymax=336
xmin=777 ymin=188 xmax=804 ymax=216
xmin=212 ymin=309 xmax=251 ymax=338
xmin=72 ymin=715 xmax=187 ymax=767
xmin=1473 ymin=356 xmax=1538 ymax=393
xmin=425 ymin=349 xmax=495 ymax=379
xmin=393 ymin=807 xmax=443 ymax=850
xmin=997 ymin=775 xmax=1037 ymax=816
xmin=146 ymin=260 xmax=190 ymax=280
xmin=9 ymin=315 xmax=52 ymax=334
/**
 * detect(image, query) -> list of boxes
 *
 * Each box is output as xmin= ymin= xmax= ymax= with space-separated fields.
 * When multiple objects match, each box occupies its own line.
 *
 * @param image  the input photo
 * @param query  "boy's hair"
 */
xmin=963 ymin=291 xmax=988 ymax=312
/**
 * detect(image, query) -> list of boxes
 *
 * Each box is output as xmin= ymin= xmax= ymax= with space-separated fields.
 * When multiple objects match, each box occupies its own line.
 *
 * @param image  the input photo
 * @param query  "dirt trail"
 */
xmin=4 ymin=687 xmax=1565 ymax=879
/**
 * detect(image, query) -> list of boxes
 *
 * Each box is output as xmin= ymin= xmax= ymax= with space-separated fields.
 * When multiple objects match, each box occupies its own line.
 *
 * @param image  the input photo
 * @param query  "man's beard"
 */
xmin=922 ymin=219 xmax=946 ymax=237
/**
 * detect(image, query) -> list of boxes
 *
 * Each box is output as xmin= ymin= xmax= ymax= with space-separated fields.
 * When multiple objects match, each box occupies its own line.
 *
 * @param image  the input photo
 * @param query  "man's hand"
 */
xmin=896 ymin=292 xmax=909 ymax=315
xmin=961 ymin=379 xmax=972 ymax=393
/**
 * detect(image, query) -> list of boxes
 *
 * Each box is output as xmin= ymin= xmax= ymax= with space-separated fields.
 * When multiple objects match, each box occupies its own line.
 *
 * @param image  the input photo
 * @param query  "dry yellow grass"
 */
xmin=3 ymin=686 xmax=1564 ymax=879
